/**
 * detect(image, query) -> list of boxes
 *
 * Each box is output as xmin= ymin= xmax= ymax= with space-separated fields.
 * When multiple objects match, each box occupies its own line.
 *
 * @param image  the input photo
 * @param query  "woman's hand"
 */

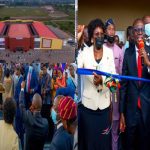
xmin=120 ymin=113 xmax=126 ymax=132
xmin=93 ymin=72 xmax=102 ymax=86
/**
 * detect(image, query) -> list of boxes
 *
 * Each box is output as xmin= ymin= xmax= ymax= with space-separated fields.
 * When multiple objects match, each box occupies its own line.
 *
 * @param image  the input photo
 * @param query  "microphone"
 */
xmin=138 ymin=39 xmax=145 ymax=66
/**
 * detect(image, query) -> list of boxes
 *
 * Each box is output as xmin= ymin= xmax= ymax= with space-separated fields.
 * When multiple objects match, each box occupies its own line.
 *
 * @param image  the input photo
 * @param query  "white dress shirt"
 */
xmin=77 ymin=45 xmax=116 ymax=110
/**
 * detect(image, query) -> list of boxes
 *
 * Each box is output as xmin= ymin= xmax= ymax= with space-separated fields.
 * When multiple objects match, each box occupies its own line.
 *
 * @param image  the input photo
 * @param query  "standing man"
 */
xmin=41 ymin=64 xmax=51 ymax=105
xmin=25 ymin=64 xmax=38 ymax=109
xmin=104 ymin=18 xmax=124 ymax=150
xmin=19 ymin=81 xmax=49 ymax=150
xmin=120 ymin=18 xmax=150 ymax=150
xmin=41 ymin=64 xmax=54 ymax=142
xmin=14 ymin=66 xmax=24 ymax=149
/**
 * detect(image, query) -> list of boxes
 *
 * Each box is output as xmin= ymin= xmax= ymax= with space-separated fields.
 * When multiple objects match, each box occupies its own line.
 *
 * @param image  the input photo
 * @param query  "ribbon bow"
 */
xmin=104 ymin=76 xmax=121 ymax=93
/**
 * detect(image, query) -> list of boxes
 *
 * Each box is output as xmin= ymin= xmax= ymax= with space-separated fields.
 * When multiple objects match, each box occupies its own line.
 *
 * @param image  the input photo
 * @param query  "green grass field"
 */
xmin=0 ymin=7 xmax=48 ymax=17
xmin=0 ymin=6 xmax=74 ymax=35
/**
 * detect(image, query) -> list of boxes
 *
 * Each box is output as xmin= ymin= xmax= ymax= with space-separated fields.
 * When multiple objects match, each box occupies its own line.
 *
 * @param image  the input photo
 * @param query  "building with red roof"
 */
xmin=0 ymin=21 xmax=60 ymax=52
xmin=0 ymin=22 xmax=5 ymax=36
xmin=32 ymin=21 xmax=57 ymax=39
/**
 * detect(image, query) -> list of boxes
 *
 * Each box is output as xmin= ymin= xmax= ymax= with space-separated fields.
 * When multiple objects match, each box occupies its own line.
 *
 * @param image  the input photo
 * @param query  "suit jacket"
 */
xmin=19 ymin=90 xmax=49 ymax=150
xmin=77 ymin=45 xmax=116 ymax=110
xmin=49 ymin=124 xmax=73 ymax=150
xmin=25 ymin=66 xmax=38 ymax=101
xmin=14 ymin=75 xmax=23 ymax=105
xmin=41 ymin=73 xmax=51 ymax=104
xmin=120 ymin=44 xmax=150 ymax=129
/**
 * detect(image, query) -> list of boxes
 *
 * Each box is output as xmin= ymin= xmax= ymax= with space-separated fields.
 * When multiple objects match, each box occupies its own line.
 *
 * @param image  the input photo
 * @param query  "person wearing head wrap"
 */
xmin=58 ymin=96 xmax=77 ymax=134
xmin=49 ymin=96 xmax=74 ymax=150
xmin=104 ymin=18 xmax=124 ymax=150
xmin=58 ymin=96 xmax=78 ymax=150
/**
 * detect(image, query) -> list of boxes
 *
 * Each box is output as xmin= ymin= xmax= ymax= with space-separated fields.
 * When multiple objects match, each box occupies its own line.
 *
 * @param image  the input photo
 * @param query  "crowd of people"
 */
xmin=77 ymin=15 xmax=150 ymax=150
xmin=0 ymin=62 xmax=78 ymax=150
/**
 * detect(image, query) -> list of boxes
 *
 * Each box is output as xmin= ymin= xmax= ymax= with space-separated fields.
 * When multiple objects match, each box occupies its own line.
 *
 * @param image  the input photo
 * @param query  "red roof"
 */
xmin=0 ymin=22 xmax=5 ymax=34
xmin=8 ymin=24 xmax=31 ymax=38
xmin=32 ymin=21 xmax=57 ymax=38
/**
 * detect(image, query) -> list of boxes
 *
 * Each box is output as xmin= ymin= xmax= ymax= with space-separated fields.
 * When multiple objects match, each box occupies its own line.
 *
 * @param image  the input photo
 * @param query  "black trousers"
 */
xmin=41 ymin=104 xmax=54 ymax=143
xmin=125 ymin=109 xmax=149 ymax=150
xmin=0 ymin=93 xmax=2 ymax=105
xmin=78 ymin=104 xmax=111 ymax=150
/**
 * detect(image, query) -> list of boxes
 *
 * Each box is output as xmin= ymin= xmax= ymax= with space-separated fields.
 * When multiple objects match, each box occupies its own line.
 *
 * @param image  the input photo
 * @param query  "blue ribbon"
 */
xmin=77 ymin=68 xmax=150 ymax=83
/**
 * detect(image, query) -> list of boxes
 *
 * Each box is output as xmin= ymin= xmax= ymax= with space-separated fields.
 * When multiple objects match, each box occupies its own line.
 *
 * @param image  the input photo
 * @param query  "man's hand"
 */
xmin=93 ymin=72 xmax=102 ymax=86
xmin=120 ymin=113 xmax=126 ymax=132
xmin=138 ymin=48 xmax=150 ymax=66
xmin=21 ymin=81 xmax=25 ymax=89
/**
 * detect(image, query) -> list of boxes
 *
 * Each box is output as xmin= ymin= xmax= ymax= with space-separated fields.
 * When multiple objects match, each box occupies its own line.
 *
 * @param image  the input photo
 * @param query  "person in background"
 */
xmin=54 ymin=68 xmax=66 ymax=91
xmin=143 ymin=15 xmax=150 ymax=46
xmin=19 ymin=81 xmax=49 ymax=150
xmin=104 ymin=18 xmax=124 ymax=150
xmin=58 ymin=96 xmax=77 ymax=147
xmin=51 ymin=68 xmax=58 ymax=101
xmin=37 ymin=70 xmax=43 ymax=95
xmin=0 ymin=64 xmax=3 ymax=110
xmin=49 ymin=95 xmax=73 ymax=150
xmin=12 ymin=65 xmax=19 ymax=96
xmin=25 ymin=64 xmax=38 ymax=109
xmin=41 ymin=64 xmax=51 ymax=105
xmin=78 ymin=25 xmax=89 ymax=52
xmin=67 ymin=63 xmax=77 ymax=99
xmin=77 ymin=18 xmax=116 ymax=150
xmin=47 ymin=64 xmax=53 ymax=78
xmin=119 ymin=41 xmax=124 ymax=49
xmin=124 ymin=26 xmax=134 ymax=51
xmin=41 ymin=64 xmax=54 ymax=143
xmin=32 ymin=62 xmax=41 ymax=77
xmin=55 ymin=63 xmax=77 ymax=100
xmin=14 ymin=66 xmax=24 ymax=149
xmin=0 ymin=98 xmax=19 ymax=150
xmin=3 ymin=68 xmax=13 ymax=102
xmin=114 ymin=35 xmax=120 ymax=47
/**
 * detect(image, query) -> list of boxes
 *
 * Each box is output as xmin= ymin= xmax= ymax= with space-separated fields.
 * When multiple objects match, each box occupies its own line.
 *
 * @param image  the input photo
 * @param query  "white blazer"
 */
xmin=77 ymin=45 xmax=116 ymax=110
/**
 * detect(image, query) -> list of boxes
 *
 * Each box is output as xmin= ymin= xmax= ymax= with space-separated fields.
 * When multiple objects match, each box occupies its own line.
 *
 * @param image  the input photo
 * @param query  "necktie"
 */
xmin=137 ymin=51 xmax=142 ymax=109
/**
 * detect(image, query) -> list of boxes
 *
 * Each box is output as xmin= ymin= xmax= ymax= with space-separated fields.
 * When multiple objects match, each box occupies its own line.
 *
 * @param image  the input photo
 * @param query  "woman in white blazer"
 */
xmin=77 ymin=18 xmax=116 ymax=150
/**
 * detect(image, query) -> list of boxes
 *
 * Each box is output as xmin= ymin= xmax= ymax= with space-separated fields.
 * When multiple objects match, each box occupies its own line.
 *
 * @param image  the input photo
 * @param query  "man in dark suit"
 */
xmin=24 ymin=65 xmax=38 ymax=109
xmin=19 ymin=81 xmax=49 ymax=150
xmin=120 ymin=18 xmax=150 ymax=150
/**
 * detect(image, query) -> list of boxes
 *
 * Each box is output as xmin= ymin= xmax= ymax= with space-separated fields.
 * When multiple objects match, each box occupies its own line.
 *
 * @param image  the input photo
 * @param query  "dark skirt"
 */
xmin=0 ymin=93 xmax=2 ymax=105
xmin=78 ymin=104 xmax=112 ymax=150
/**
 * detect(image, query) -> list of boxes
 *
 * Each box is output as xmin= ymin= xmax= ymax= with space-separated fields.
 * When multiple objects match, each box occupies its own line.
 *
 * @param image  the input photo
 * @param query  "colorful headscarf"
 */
xmin=105 ymin=18 xmax=115 ymax=29
xmin=58 ymin=96 xmax=77 ymax=120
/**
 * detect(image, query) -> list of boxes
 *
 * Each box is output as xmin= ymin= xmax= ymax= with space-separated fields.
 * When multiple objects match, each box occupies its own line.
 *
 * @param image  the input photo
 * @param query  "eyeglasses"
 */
xmin=133 ymin=27 xmax=145 ymax=33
